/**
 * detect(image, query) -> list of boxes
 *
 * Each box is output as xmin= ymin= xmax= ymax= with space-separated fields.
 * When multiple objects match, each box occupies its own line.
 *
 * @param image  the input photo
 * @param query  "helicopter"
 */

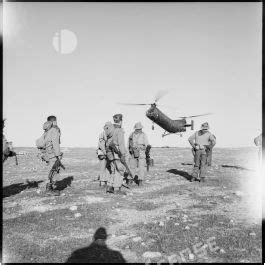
xmin=118 ymin=90 xmax=212 ymax=137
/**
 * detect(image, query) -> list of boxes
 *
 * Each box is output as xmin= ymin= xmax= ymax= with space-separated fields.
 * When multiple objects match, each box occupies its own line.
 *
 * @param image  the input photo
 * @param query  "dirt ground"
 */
xmin=2 ymin=147 xmax=262 ymax=263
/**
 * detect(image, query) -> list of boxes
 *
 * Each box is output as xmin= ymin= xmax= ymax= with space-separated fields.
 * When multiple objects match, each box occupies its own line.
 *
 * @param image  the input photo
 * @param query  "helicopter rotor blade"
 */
xmin=178 ymin=113 xmax=213 ymax=119
xmin=117 ymin=103 xmax=152 ymax=106
xmin=154 ymin=89 xmax=170 ymax=103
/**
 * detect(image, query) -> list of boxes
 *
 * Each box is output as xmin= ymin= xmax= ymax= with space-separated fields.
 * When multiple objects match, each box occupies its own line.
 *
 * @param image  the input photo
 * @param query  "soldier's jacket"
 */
xmin=254 ymin=134 xmax=262 ymax=146
xmin=112 ymin=126 xmax=126 ymax=156
xmin=43 ymin=127 xmax=61 ymax=159
xmin=189 ymin=130 xmax=216 ymax=149
xmin=97 ymin=131 xmax=107 ymax=156
xmin=128 ymin=131 xmax=149 ymax=151
xmin=3 ymin=134 xmax=9 ymax=153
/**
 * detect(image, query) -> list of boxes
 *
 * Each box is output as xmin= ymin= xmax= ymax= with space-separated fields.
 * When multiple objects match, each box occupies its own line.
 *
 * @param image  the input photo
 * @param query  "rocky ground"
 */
xmin=2 ymin=147 xmax=262 ymax=263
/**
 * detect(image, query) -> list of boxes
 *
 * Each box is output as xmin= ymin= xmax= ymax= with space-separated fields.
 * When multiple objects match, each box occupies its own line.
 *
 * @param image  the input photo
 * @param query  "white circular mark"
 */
xmin=52 ymin=29 xmax=78 ymax=54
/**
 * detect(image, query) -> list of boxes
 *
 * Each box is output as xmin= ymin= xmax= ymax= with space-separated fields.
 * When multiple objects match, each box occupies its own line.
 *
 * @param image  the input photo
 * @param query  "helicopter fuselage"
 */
xmin=146 ymin=104 xmax=187 ymax=133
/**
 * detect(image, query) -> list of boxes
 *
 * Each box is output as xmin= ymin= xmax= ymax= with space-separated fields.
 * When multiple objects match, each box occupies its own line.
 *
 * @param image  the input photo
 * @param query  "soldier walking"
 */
xmin=36 ymin=115 xmax=63 ymax=195
xmin=128 ymin=122 xmax=150 ymax=186
xmin=105 ymin=114 xmax=127 ymax=195
xmin=188 ymin=122 xmax=216 ymax=182
xmin=96 ymin=122 xmax=112 ymax=187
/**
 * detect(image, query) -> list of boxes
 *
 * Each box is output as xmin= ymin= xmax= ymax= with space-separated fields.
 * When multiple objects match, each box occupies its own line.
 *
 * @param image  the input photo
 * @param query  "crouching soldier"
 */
xmin=96 ymin=122 xmax=112 ymax=187
xmin=105 ymin=114 xmax=127 ymax=195
xmin=188 ymin=122 xmax=216 ymax=182
xmin=128 ymin=122 xmax=150 ymax=186
xmin=36 ymin=115 xmax=63 ymax=195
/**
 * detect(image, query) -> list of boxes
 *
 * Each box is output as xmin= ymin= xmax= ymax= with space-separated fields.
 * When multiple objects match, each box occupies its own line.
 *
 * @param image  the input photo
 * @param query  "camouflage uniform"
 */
xmin=254 ymin=133 xmax=262 ymax=161
xmin=188 ymin=122 xmax=216 ymax=181
xmin=97 ymin=123 xmax=112 ymax=186
xmin=128 ymin=122 xmax=149 ymax=184
xmin=105 ymin=114 xmax=127 ymax=194
xmin=40 ymin=121 xmax=62 ymax=192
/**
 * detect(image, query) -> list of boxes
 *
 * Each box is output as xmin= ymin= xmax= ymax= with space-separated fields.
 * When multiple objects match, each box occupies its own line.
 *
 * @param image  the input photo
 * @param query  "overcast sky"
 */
xmin=3 ymin=2 xmax=262 ymax=147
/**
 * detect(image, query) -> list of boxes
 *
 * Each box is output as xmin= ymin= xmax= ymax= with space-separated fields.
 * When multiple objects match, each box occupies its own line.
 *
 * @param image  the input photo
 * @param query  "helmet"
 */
xmin=201 ymin=122 xmax=209 ymax=130
xmin=113 ymin=114 xmax=123 ymax=123
xmin=134 ymin=122 xmax=143 ymax=130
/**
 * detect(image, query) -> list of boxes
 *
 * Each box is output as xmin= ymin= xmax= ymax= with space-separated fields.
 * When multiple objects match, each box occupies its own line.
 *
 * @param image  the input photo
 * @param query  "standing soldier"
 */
xmin=105 ymin=114 xmax=127 ymax=195
xmin=254 ymin=133 xmax=262 ymax=162
xmin=36 ymin=115 xmax=63 ymax=195
xmin=96 ymin=122 xmax=112 ymax=187
xmin=3 ymin=119 xmax=9 ymax=162
xmin=128 ymin=122 xmax=150 ymax=186
xmin=188 ymin=122 xmax=216 ymax=182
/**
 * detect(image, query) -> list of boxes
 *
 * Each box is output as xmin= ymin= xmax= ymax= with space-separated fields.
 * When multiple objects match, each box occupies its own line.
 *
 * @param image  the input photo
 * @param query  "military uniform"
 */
xmin=2 ymin=119 xmax=9 ymax=162
xmin=97 ymin=122 xmax=111 ymax=186
xmin=105 ymin=114 xmax=127 ymax=194
xmin=254 ymin=133 xmax=262 ymax=161
xmin=38 ymin=119 xmax=62 ymax=194
xmin=128 ymin=122 xmax=149 ymax=185
xmin=188 ymin=122 xmax=216 ymax=181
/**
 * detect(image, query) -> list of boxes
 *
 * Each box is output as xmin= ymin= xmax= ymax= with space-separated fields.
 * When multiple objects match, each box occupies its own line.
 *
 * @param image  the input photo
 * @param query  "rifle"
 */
xmin=109 ymin=142 xmax=133 ymax=179
xmin=48 ymin=158 xmax=65 ymax=183
xmin=145 ymin=145 xmax=152 ymax=172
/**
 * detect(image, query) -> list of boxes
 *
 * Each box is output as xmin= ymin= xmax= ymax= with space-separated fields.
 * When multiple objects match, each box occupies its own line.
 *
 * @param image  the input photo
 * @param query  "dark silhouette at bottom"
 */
xmin=66 ymin=227 xmax=126 ymax=263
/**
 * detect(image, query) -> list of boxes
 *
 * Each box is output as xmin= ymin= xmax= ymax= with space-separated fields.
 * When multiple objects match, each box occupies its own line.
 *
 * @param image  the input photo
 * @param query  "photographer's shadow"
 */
xmin=54 ymin=176 xmax=74 ymax=191
xmin=66 ymin=227 xmax=126 ymax=263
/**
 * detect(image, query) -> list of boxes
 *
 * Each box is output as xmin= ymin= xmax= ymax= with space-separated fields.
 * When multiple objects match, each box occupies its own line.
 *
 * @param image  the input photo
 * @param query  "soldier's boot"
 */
xmin=115 ymin=187 xmax=126 ymax=195
xmin=106 ymin=186 xmax=114 ymax=193
xmin=134 ymin=175 xmax=139 ymax=185
xmin=45 ymin=183 xmax=60 ymax=196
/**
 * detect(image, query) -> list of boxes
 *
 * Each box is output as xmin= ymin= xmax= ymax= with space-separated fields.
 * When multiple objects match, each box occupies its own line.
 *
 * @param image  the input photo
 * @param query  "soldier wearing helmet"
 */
xmin=96 ymin=121 xmax=112 ymax=187
xmin=188 ymin=122 xmax=216 ymax=182
xmin=104 ymin=114 xmax=127 ymax=194
xmin=128 ymin=122 xmax=150 ymax=186
xmin=36 ymin=115 xmax=63 ymax=195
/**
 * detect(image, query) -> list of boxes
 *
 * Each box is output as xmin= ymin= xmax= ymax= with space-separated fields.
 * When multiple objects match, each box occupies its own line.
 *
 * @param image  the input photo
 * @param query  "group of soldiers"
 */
xmin=2 ymin=115 xmax=262 ymax=197
xmin=96 ymin=114 xmax=151 ymax=195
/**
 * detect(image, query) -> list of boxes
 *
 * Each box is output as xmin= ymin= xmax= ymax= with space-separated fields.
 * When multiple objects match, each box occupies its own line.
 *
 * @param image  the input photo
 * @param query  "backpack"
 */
xmin=36 ymin=132 xmax=46 ymax=149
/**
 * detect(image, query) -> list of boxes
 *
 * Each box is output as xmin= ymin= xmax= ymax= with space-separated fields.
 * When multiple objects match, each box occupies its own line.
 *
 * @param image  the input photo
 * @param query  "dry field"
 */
xmin=2 ymin=147 xmax=262 ymax=263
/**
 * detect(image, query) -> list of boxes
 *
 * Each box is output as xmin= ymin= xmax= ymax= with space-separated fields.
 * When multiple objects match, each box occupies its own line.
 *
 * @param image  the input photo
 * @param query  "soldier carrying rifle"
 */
xmin=128 ymin=122 xmax=151 ymax=186
xmin=36 ymin=115 xmax=64 ymax=196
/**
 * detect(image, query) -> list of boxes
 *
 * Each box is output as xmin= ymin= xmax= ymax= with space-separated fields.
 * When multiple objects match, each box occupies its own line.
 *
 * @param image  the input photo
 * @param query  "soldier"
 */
xmin=128 ymin=122 xmax=150 ymax=186
xmin=2 ymin=119 xmax=9 ymax=162
xmin=254 ymin=133 xmax=262 ymax=161
xmin=96 ymin=122 xmax=112 ymax=187
xmin=188 ymin=122 xmax=216 ymax=182
xmin=105 ymin=114 xmax=127 ymax=195
xmin=2 ymin=119 xmax=18 ymax=164
xmin=36 ymin=115 xmax=63 ymax=195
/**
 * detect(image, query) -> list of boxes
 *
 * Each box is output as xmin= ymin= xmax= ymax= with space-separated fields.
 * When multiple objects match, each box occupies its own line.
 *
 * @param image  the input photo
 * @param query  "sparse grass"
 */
xmin=3 ymin=147 xmax=262 ymax=263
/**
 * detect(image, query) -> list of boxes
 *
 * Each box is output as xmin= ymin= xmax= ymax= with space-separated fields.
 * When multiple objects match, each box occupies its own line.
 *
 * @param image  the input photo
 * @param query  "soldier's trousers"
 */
xmin=98 ymin=158 xmax=109 ymax=183
xmin=129 ymin=156 xmax=146 ymax=180
xmin=192 ymin=150 xmax=207 ymax=179
xmin=206 ymin=149 xmax=213 ymax=166
xmin=107 ymin=159 xmax=125 ymax=189
xmin=46 ymin=157 xmax=58 ymax=186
